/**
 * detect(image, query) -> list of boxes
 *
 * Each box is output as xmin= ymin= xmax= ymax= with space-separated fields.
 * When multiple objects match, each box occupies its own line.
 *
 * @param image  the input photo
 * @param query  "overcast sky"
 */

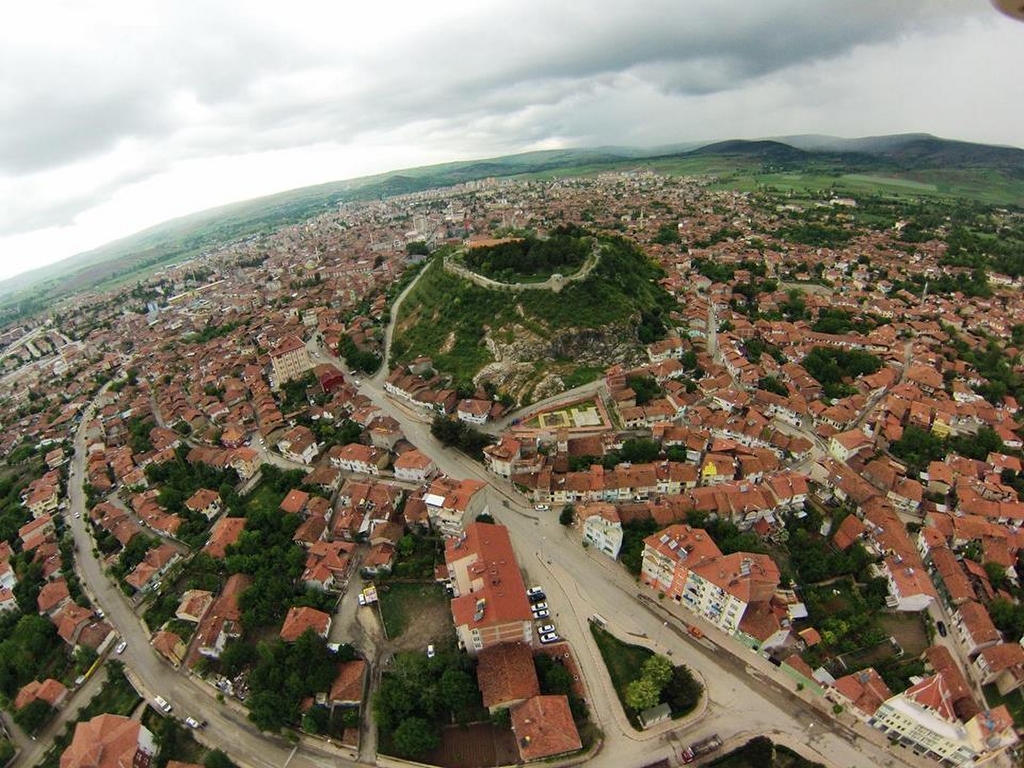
xmin=1 ymin=1 xmax=1021 ymax=283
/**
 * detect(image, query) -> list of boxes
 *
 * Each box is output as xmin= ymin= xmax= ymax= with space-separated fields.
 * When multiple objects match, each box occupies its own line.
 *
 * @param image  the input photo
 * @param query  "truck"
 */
xmin=680 ymin=734 xmax=722 ymax=763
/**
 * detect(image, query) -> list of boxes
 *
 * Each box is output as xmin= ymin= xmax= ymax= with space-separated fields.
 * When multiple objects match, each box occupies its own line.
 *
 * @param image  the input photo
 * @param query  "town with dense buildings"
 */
xmin=0 ymin=167 xmax=1023 ymax=768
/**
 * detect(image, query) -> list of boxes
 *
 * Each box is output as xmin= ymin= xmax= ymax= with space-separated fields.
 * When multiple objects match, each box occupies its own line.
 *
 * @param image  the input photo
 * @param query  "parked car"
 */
xmin=531 ymin=602 xmax=549 ymax=613
xmin=185 ymin=717 xmax=206 ymax=729
xmin=357 ymin=592 xmax=367 ymax=606
xmin=426 ymin=644 xmax=436 ymax=659
xmin=528 ymin=591 xmax=546 ymax=604
xmin=534 ymin=504 xmax=551 ymax=512
xmin=115 ymin=641 xmax=127 ymax=654
xmin=526 ymin=586 xmax=544 ymax=597
xmin=539 ymin=632 xmax=560 ymax=644
xmin=537 ymin=624 xmax=556 ymax=635
xmin=937 ymin=620 xmax=948 ymax=637
xmin=533 ymin=609 xmax=550 ymax=619
xmin=153 ymin=696 xmax=172 ymax=714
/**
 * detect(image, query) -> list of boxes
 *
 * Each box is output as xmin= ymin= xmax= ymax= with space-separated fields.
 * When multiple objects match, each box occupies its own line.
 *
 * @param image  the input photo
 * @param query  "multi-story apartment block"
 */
xmin=640 ymin=523 xmax=779 ymax=635
xmin=444 ymin=523 xmax=533 ymax=655
xmin=269 ymin=335 xmax=312 ymax=387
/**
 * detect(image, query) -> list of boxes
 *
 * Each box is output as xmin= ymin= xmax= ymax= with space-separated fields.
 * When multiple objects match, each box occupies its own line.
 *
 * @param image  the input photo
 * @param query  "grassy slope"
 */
xmin=390 ymin=237 xmax=671 ymax=385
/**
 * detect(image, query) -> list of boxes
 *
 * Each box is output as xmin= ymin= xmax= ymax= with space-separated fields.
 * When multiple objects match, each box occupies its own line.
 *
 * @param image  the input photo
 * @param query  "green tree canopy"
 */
xmin=392 ymin=716 xmax=441 ymax=759
xmin=624 ymin=677 xmax=661 ymax=712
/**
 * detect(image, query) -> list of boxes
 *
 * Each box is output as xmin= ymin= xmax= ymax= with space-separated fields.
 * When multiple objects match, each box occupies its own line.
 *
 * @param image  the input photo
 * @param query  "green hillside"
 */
xmin=390 ymin=233 xmax=675 ymax=397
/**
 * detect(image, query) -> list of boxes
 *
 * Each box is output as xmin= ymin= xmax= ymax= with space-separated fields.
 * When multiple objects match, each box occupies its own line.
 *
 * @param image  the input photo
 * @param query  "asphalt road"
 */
xmin=65 ymin=399 xmax=355 ymax=768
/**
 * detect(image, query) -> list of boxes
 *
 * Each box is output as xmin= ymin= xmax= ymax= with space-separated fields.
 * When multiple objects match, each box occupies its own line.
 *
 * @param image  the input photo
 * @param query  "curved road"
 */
xmin=66 ymin=400 xmax=352 ymax=768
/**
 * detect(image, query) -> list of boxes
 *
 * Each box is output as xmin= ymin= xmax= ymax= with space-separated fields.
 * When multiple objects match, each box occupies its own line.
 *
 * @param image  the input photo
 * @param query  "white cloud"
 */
xmin=0 ymin=0 xmax=1021 ymax=284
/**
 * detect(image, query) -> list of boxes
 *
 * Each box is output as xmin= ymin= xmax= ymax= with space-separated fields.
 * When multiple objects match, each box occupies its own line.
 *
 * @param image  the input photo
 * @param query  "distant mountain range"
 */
xmin=2 ymin=132 xmax=1022 ymax=314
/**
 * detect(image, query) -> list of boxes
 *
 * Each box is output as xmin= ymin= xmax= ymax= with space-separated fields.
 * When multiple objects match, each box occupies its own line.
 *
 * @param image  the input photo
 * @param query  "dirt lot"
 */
xmin=378 ymin=582 xmax=455 ymax=652
xmin=425 ymin=723 xmax=519 ymax=768
xmin=878 ymin=612 xmax=929 ymax=656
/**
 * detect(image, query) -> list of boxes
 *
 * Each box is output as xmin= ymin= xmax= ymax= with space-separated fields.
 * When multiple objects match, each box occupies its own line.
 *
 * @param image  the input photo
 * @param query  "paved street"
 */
xmin=64 ymin=399 xmax=356 ymax=768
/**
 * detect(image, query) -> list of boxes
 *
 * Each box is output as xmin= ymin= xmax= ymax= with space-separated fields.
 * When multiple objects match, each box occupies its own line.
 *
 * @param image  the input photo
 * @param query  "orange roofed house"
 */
xmin=60 ymin=714 xmax=158 ymax=768
xmin=510 ymin=695 xmax=582 ymax=762
xmin=444 ymin=522 xmax=534 ymax=655
xmin=425 ymin=477 xmax=489 ymax=537
xmin=280 ymin=606 xmax=331 ymax=642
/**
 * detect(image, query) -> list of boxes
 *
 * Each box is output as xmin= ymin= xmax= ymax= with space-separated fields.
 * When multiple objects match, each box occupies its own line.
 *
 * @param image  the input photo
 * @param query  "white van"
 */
xmin=153 ymin=696 xmax=172 ymax=713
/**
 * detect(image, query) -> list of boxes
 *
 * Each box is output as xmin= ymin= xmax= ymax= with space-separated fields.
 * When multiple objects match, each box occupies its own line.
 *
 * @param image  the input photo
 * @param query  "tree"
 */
xmin=664 ymin=664 xmax=702 ymax=715
xmin=559 ymin=505 xmax=575 ymax=527
xmin=247 ymin=690 xmax=288 ymax=732
xmin=13 ymin=699 xmax=52 ymax=733
xmin=624 ymin=677 xmax=661 ymax=712
xmin=392 ymin=716 xmax=440 ymax=758
xmin=543 ymin=664 xmax=574 ymax=696
xmin=985 ymin=561 xmax=1009 ymax=591
xmin=440 ymin=669 xmax=479 ymax=719
xmin=301 ymin=706 xmax=330 ymax=734
xmin=740 ymin=736 xmax=775 ymax=765
xmin=641 ymin=654 xmax=673 ymax=690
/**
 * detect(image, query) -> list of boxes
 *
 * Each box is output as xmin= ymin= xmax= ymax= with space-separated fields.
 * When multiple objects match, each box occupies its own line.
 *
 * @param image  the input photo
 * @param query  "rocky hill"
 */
xmin=390 ymin=232 xmax=676 ymax=403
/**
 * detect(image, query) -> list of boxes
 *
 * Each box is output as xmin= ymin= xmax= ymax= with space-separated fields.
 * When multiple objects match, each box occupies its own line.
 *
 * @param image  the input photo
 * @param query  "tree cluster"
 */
xmin=338 ymin=334 xmax=381 ymax=375
xmin=0 ymin=613 xmax=63 ymax=699
xmin=374 ymin=650 xmax=483 ymax=759
xmin=430 ymin=415 xmax=494 ymax=460
xmin=890 ymin=424 xmax=1004 ymax=475
xmin=623 ymin=654 xmax=701 ymax=717
xmin=802 ymin=346 xmax=883 ymax=399
xmin=626 ymin=375 xmax=662 ymax=406
xmin=463 ymin=226 xmax=590 ymax=280
xmin=245 ymin=631 xmax=355 ymax=732
xmin=226 ymin=502 xmax=305 ymax=629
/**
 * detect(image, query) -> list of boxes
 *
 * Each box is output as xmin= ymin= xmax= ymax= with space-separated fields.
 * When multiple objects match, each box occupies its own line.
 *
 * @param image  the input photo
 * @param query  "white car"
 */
xmin=534 ymin=504 xmax=551 ymax=512
xmin=153 ymin=696 xmax=172 ymax=713
xmin=526 ymin=586 xmax=544 ymax=597
xmin=537 ymin=624 xmax=556 ymax=635
xmin=115 ymin=641 xmax=127 ymax=654
xmin=539 ymin=632 xmax=560 ymax=644
xmin=357 ymin=593 xmax=367 ymax=606
xmin=531 ymin=602 xmax=549 ymax=613
xmin=426 ymin=644 xmax=436 ymax=659
xmin=185 ymin=717 xmax=206 ymax=729
xmin=533 ymin=609 xmax=550 ymax=619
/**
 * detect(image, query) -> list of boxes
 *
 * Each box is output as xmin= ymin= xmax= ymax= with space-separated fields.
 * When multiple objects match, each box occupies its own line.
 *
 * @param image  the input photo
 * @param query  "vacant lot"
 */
xmin=878 ymin=612 xmax=929 ymax=657
xmin=377 ymin=582 xmax=453 ymax=651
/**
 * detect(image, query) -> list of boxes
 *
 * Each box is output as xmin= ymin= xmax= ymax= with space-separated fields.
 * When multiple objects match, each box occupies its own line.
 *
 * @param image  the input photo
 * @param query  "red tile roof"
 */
xmin=510 ymin=695 xmax=582 ymax=761
xmin=477 ymin=642 xmax=541 ymax=710
xmin=279 ymin=606 xmax=331 ymax=642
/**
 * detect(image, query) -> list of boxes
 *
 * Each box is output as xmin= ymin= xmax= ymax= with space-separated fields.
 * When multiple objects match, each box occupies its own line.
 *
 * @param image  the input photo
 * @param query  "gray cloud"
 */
xmin=0 ymin=0 xmax=1018 ymax=257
